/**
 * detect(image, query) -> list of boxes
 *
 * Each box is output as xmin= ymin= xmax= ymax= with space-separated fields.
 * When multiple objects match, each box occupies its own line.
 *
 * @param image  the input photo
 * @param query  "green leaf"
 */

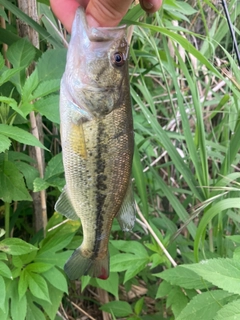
xmin=33 ymin=177 xmax=50 ymax=192
xmin=182 ymin=258 xmax=240 ymax=295
xmin=0 ymin=261 xmax=12 ymax=279
xmin=0 ymin=253 xmax=7 ymax=260
xmin=134 ymin=297 xmax=144 ymax=316
xmin=124 ymin=258 xmax=149 ymax=283
xmin=32 ymin=79 xmax=60 ymax=99
xmin=0 ymin=160 xmax=32 ymax=202
xmin=0 ymin=96 xmax=25 ymax=118
xmin=26 ymin=292 xmax=46 ymax=320
xmin=34 ymin=94 xmax=60 ymax=123
xmin=0 ymin=124 xmax=47 ymax=149
xmin=167 ymin=286 xmax=188 ymax=318
xmin=28 ymin=272 xmax=50 ymax=302
xmin=7 ymin=38 xmax=36 ymax=68
xmin=176 ymin=290 xmax=234 ymax=320
xmin=100 ymin=301 xmax=133 ymax=317
xmin=35 ymin=251 xmax=72 ymax=269
xmin=10 ymin=280 xmax=27 ymax=320
xmin=14 ymin=161 xmax=39 ymax=190
xmin=36 ymin=49 xmax=66 ymax=82
xmin=32 ymin=283 xmax=63 ymax=320
xmin=42 ymin=267 xmax=68 ymax=293
xmin=156 ymin=265 xmax=211 ymax=290
xmin=0 ymin=238 xmax=38 ymax=255
xmin=93 ymin=272 xmax=119 ymax=299
xmin=0 ymin=67 xmax=24 ymax=86
xmin=214 ymin=299 xmax=240 ymax=320
xmin=45 ymin=153 xmax=64 ymax=180
xmin=0 ymin=276 xmax=6 ymax=312
xmin=156 ymin=280 xmax=172 ymax=299
xmin=111 ymin=240 xmax=148 ymax=257
xmin=26 ymin=262 xmax=53 ymax=273
xmin=0 ymin=134 xmax=11 ymax=152
xmin=18 ymin=269 xmax=29 ymax=300
xmin=22 ymin=70 xmax=39 ymax=103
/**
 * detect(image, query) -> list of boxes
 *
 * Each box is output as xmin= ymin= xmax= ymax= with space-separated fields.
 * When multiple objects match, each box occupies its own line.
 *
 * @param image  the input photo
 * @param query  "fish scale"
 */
xmin=55 ymin=7 xmax=135 ymax=280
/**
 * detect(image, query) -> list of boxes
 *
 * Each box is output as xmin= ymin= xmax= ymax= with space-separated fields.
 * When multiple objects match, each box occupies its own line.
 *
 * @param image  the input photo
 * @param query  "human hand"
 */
xmin=50 ymin=0 xmax=162 ymax=32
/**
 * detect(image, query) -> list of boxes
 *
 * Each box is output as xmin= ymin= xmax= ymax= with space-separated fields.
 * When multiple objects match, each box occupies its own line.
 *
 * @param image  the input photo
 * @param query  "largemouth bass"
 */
xmin=55 ymin=7 xmax=135 ymax=280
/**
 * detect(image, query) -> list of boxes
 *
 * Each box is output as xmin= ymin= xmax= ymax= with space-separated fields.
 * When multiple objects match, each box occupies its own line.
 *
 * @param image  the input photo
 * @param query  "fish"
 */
xmin=55 ymin=7 xmax=135 ymax=280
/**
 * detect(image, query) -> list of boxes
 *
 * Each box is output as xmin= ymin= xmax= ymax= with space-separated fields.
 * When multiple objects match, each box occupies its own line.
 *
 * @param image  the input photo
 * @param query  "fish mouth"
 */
xmin=74 ymin=7 xmax=127 ymax=42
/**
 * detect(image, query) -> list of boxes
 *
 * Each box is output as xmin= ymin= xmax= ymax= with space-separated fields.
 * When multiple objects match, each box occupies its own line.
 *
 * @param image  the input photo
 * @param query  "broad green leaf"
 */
xmin=0 ymin=238 xmax=38 ymax=255
xmin=10 ymin=280 xmax=27 ymax=320
xmin=111 ymin=240 xmax=148 ymax=257
xmin=93 ymin=272 xmax=119 ymax=299
xmin=32 ymin=283 xmax=63 ymax=320
xmin=0 ymin=96 xmax=25 ymax=118
xmin=26 ymin=292 xmax=46 ymax=320
xmin=14 ymin=161 xmax=39 ymax=190
xmin=167 ymin=286 xmax=188 ymax=318
xmin=0 ymin=253 xmax=7 ymax=260
xmin=214 ymin=299 xmax=240 ymax=320
xmin=156 ymin=280 xmax=172 ymax=299
xmin=100 ymin=301 xmax=133 ymax=317
xmin=33 ymin=177 xmax=50 ymax=192
xmin=18 ymin=269 xmax=30 ymax=300
xmin=0 ymin=134 xmax=11 ymax=152
xmin=0 ymin=67 xmax=24 ymax=86
xmin=0 ymin=276 xmax=5 ymax=312
xmin=32 ymin=79 xmax=60 ymax=99
xmin=35 ymin=251 xmax=72 ymax=269
xmin=110 ymin=253 xmax=141 ymax=272
xmin=124 ymin=259 xmax=149 ymax=283
xmin=134 ymin=297 xmax=144 ymax=316
xmin=7 ymin=38 xmax=36 ymax=68
xmin=156 ymin=265 xmax=211 ymax=290
xmin=36 ymin=49 xmax=66 ymax=82
xmin=0 ymin=124 xmax=47 ymax=149
xmin=12 ymin=255 xmax=24 ymax=268
xmin=26 ymin=262 xmax=53 ymax=273
xmin=176 ymin=290 xmax=234 ymax=320
xmin=28 ymin=272 xmax=50 ymax=302
xmin=22 ymin=70 xmax=39 ymax=103
xmin=45 ymin=153 xmax=64 ymax=180
xmin=0 ymin=261 xmax=12 ymax=279
xmin=42 ymin=267 xmax=68 ymax=293
xmin=34 ymin=94 xmax=60 ymax=124
xmin=39 ymin=221 xmax=79 ymax=254
xmin=0 ymin=160 xmax=32 ymax=202
xmin=182 ymin=258 xmax=240 ymax=295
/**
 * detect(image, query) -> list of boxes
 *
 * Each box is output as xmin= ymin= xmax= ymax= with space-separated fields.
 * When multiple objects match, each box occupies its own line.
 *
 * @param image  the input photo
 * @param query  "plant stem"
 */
xmin=4 ymin=202 xmax=10 ymax=238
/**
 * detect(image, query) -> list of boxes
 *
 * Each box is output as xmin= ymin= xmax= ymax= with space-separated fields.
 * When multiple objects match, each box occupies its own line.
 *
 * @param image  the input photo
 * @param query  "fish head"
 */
xmin=64 ymin=8 xmax=129 ymax=117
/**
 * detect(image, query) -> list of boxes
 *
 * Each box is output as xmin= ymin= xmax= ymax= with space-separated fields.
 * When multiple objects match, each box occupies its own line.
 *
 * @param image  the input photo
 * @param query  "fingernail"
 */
xmin=142 ymin=0 xmax=153 ymax=10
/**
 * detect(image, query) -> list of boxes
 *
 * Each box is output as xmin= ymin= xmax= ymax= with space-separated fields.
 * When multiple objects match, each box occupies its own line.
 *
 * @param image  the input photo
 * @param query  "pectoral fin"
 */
xmin=55 ymin=186 xmax=79 ymax=220
xmin=116 ymin=181 xmax=136 ymax=231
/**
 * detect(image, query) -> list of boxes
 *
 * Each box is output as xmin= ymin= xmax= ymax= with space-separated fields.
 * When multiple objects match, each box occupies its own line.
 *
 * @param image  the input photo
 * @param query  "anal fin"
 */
xmin=55 ymin=186 xmax=79 ymax=220
xmin=116 ymin=180 xmax=136 ymax=231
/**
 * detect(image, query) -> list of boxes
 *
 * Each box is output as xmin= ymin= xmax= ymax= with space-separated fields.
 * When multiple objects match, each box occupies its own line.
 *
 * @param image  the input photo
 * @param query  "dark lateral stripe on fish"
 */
xmin=91 ymin=121 xmax=108 ymax=260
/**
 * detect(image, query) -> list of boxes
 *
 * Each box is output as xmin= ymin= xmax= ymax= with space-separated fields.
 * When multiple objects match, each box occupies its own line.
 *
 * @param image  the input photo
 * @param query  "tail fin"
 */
xmin=64 ymin=247 xmax=109 ymax=280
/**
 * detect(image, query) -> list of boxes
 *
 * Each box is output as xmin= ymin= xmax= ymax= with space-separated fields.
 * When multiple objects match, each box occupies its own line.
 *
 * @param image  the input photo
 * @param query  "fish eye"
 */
xmin=112 ymin=52 xmax=125 ymax=67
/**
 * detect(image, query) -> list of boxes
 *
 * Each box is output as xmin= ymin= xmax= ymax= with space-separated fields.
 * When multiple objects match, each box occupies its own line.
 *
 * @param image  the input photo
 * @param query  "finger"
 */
xmin=86 ymin=0 xmax=132 ymax=27
xmin=50 ymin=0 xmax=88 ymax=32
xmin=139 ymin=0 xmax=162 ymax=13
